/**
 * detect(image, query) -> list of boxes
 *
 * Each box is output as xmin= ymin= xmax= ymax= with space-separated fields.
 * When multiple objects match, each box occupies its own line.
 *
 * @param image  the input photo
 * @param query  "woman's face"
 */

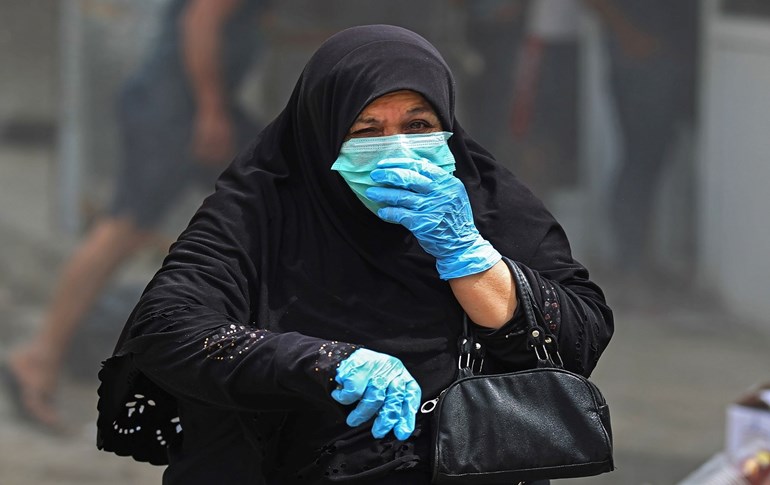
xmin=345 ymin=90 xmax=443 ymax=140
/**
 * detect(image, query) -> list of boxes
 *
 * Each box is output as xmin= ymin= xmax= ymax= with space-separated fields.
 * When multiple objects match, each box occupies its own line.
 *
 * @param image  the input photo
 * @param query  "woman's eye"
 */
xmin=348 ymin=127 xmax=377 ymax=138
xmin=406 ymin=120 xmax=434 ymax=132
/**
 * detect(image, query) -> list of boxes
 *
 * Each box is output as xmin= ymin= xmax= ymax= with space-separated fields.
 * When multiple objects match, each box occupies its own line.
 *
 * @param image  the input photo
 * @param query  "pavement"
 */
xmin=1 ymin=144 xmax=769 ymax=485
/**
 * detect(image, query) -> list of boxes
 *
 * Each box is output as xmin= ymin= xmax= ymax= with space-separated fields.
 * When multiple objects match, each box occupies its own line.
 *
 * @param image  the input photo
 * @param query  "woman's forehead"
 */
xmin=359 ymin=90 xmax=434 ymax=114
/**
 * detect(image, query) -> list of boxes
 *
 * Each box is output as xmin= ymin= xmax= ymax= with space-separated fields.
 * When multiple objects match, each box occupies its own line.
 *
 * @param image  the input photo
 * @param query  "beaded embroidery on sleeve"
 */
xmin=203 ymin=324 xmax=269 ymax=361
xmin=314 ymin=341 xmax=359 ymax=385
xmin=541 ymin=280 xmax=561 ymax=335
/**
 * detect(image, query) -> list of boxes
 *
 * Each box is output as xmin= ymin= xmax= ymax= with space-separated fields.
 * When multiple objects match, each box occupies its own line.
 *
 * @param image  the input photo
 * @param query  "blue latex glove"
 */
xmin=366 ymin=158 xmax=502 ymax=279
xmin=331 ymin=348 xmax=421 ymax=440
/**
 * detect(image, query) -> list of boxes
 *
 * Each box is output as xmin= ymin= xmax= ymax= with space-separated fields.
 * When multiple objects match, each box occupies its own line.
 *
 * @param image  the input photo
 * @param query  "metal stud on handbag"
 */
xmin=422 ymin=261 xmax=614 ymax=484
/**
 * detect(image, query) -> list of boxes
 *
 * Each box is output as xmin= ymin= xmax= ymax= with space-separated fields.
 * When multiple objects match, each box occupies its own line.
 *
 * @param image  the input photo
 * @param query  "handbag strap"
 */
xmin=460 ymin=260 xmax=563 ymax=372
xmin=509 ymin=260 xmax=563 ymax=368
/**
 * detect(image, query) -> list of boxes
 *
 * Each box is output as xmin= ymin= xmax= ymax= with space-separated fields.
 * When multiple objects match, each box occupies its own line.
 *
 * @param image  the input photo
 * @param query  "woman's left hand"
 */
xmin=366 ymin=158 xmax=500 ymax=280
xmin=331 ymin=348 xmax=421 ymax=440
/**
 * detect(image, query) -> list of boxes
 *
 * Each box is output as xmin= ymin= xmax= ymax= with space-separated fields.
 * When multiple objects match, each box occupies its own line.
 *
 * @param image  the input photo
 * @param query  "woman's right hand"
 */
xmin=331 ymin=348 xmax=421 ymax=440
xmin=367 ymin=159 xmax=501 ymax=280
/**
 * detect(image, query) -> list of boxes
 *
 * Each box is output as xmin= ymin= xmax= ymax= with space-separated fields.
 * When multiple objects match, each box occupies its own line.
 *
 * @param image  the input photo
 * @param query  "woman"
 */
xmin=96 ymin=25 xmax=613 ymax=484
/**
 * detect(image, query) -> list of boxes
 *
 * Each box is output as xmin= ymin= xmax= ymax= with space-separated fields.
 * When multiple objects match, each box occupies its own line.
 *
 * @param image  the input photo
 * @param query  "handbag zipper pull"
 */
xmin=420 ymin=386 xmax=449 ymax=414
xmin=420 ymin=397 xmax=439 ymax=414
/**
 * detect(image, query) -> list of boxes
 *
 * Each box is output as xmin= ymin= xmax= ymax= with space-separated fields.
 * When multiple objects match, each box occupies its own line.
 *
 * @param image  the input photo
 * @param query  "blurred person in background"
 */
xmin=459 ymin=0 xmax=528 ymax=159
xmin=3 ymin=0 xmax=271 ymax=430
xmin=509 ymin=0 xmax=583 ymax=200
xmin=94 ymin=24 xmax=613 ymax=484
xmin=583 ymin=0 xmax=700 ymax=285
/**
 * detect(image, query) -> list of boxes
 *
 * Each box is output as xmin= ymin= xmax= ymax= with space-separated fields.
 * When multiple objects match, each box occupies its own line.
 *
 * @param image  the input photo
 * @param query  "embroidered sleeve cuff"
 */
xmin=311 ymin=341 xmax=361 ymax=391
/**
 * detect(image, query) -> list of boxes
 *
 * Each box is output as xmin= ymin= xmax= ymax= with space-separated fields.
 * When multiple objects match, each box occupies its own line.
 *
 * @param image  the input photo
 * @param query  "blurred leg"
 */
xmin=7 ymin=216 xmax=152 ymax=427
xmin=608 ymin=50 xmax=687 ymax=274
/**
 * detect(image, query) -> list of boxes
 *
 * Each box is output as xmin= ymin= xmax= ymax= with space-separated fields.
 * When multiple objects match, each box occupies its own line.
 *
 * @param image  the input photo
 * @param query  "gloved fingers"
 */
xmin=331 ymin=380 xmax=364 ymax=405
xmin=394 ymin=378 xmax=421 ymax=440
xmin=378 ymin=207 xmax=442 ymax=236
xmin=370 ymin=166 xmax=434 ymax=194
xmin=376 ymin=158 xmax=447 ymax=181
xmin=371 ymin=374 xmax=407 ymax=439
xmin=365 ymin=186 xmax=428 ymax=210
xmin=346 ymin=375 xmax=388 ymax=427
xmin=376 ymin=206 xmax=426 ymax=231
xmin=331 ymin=361 xmax=371 ymax=405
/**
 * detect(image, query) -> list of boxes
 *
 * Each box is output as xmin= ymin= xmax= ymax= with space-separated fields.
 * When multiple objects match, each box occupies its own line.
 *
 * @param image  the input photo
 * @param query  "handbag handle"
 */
xmin=508 ymin=260 xmax=562 ymax=367
xmin=461 ymin=259 xmax=563 ymax=372
xmin=421 ymin=261 xmax=566 ymax=414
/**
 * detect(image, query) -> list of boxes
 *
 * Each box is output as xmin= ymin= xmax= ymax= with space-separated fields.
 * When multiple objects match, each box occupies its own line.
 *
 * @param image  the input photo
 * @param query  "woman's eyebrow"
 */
xmin=352 ymin=115 xmax=379 ymax=125
xmin=352 ymin=105 xmax=436 ymax=125
xmin=406 ymin=106 xmax=435 ymax=116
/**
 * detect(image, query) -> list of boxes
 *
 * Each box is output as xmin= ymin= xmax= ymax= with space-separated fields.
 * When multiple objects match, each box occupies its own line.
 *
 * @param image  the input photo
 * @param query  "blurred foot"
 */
xmin=3 ymin=347 xmax=62 ymax=431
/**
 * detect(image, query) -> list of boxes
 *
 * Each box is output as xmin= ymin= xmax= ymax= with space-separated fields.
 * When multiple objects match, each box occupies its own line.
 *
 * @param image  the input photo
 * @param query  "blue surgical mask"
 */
xmin=331 ymin=132 xmax=455 ymax=214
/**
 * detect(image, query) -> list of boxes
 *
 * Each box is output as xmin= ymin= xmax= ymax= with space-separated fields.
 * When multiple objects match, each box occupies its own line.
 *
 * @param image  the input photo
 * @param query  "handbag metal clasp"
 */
xmin=458 ymin=338 xmax=485 ymax=373
xmin=534 ymin=336 xmax=565 ymax=368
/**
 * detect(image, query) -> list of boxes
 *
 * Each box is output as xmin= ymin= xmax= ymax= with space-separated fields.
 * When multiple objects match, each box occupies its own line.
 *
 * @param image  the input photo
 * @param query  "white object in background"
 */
xmin=676 ymin=453 xmax=748 ymax=485
xmin=527 ymin=0 xmax=582 ymax=40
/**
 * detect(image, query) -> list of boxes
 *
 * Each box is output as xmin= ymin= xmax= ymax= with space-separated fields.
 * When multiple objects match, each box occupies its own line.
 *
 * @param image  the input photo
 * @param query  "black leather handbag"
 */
xmin=422 ymin=262 xmax=614 ymax=484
